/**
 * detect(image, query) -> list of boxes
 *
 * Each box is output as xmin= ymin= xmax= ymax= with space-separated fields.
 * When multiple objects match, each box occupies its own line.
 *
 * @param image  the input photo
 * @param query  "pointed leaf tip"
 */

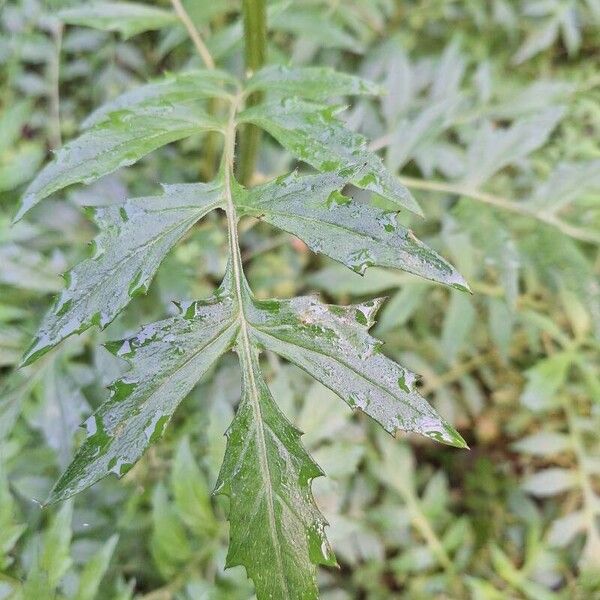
xmin=421 ymin=420 xmax=469 ymax=449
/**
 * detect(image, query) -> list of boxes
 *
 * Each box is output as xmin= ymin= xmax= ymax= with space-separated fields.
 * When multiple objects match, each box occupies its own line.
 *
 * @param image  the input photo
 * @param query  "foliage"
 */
xmin=0 ymin=0 xmax=599 ymax=599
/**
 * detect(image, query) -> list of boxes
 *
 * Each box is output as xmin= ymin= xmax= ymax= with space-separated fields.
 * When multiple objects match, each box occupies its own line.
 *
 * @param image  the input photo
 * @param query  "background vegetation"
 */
xmin=1 ymin=0 xmax=599 ymax=598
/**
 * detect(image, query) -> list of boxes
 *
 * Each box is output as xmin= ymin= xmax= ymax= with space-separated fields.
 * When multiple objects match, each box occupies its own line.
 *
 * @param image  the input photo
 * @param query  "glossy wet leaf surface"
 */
xmin=244 ymin=292 xmax=466 ymax=448
xmin=22 ymin=181 xmax=224 ymax=366
xmin=15 ymin=106 xmax=221 ymax=222
xmin=216 ymin=340 xmax=335 ymax=600
xmin=239 ymin=98 xmax=422 ymax=215
xmin=236 ymin=171 xmax=468 ymax=288
xmin=15 ymin=43 xmax=471 ymax=599
xmin=83 ymin=69 xmax=238 ymax=128
xmin=48 ymin=283 xmax=239 ymax=503
xmin=245 ymin=65 xmax=383 ymax=100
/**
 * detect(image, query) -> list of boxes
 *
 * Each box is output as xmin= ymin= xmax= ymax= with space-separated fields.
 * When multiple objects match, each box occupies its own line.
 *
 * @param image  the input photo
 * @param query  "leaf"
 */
xmin=526 ymin=160 xmax=600 ymax=212
xmin=245 ymin=65 xmax=382 ymax=100
xmin=0 ymin=100 xmax=32 ymax=154
xmin=31 ymin=361 xmax=89 ymax=468
xmin=47 ymin=283 xmax=238 ymax=504
xmin=513 ymin=431 xmax=571 ymax=456
xmin=522 ymin=468 xmax=578 ymax=498
xmin=308 ymin=264 xmax=406 ymax=296
xmin=0 ymin=245 xmax=63 ymax=293
xmin=547 ymin=511 xmax=586 ymax=548
xmin=151 ymin=484 xmax=192 ymax=578
xmin=244 ymin=293 xmax=467 ymax=447
xmin=386 ymin=97 xmax=461 ymax=172
xmin=215 ymin=341 xmax=335 ymax=600
xmin=57 ymin=2 xmax=178 ymax=39
xmin=22 ymin=181 xmax=224 ymax=366
xmin=171 ymin=437 xmax=217 ymax=537
xmin=441 ymin=291 xmax=476 ymax=363
xmin=239 ymin=99 xmax=423 ymax=215
xmin=520 ymin=354 xmax=571 ymax=411
xmin=270 ymin=5 xmax=363 ymax=52
xmin=462 ymin=107 xmax=565 ymax=187
xmin=83 ymin=69 xmax=238 ymax=128
xmin=236 ymin=172 xmax=468 ymax=289
xmin=0 ymin=142 xmax=45 ymax=192
xmin=74 ymin=534 xmax=119 ymax=600
xmin=40 ymin=500 xmax=73 ymax=589
xmin=15 ymin=105 xmax=221 ymax=222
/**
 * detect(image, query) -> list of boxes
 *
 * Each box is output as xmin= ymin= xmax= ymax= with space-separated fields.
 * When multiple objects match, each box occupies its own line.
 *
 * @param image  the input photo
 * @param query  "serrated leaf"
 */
xmin=47 ymin=283 xmax=238 ymax=504
xmin=57 ymin=2 xmax=178 ymax=39
xmin=244 ymin=293 xmax=466 ymax=448
xmin=15 ymin=106 xmax=221 ymax=222
xmin=239 ymin=98 xmax=422 ymax=215
xmin=245 ymin=65 xmax=382 ymax=100
xmin=236 ymin=172 xmax=468 ymax=288
xmin=215 ymin=342 xmax=335 ymax=600
xmin=22 ymin=181 xmax=224 ymax=366
xmin=83 ymin=69 xmax=238 ymax=128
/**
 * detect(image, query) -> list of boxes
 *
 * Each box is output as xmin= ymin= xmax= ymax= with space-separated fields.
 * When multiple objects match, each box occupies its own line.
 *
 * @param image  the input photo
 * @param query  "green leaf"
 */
xmin=32 ymin=361 xmax=89 ymax=467
xmin=15 ymin=105 xmax=221 ymax=222
xmin=463 ymin=107 xmax=564 ymax=187
xmin=238 ymin=99 xmax=423 ymax=215
xmin=171 ymin=437 xmax=217 ymax=537
xmin=151 ymin=484 xmax=192 ymax=578
xmin=0 ymin=100 xmax=32 ymax=154
xmin=441 ymin=291 xmax=476 ymax=362
xmin=47 ymin=283 xmax=238 ymax=504
xmin=513 ymin=431 xmax=571 ymax=456
xmin=520 ymin=354 xmax=571 ymax=411
xmin=236 ymin=172 xmax=468 ymax=289
xmin=22 ymin=181 xmax=224 ymax=366
xmin=522 ymin=468 xmax=578 ymax=498
xmin=83 ymin=69 xmax=239 ymax=128
xmin=57 ymin=2 xmax=178 ymax=39
xmin=245 ymin=65 xmax=382 ymax=100
xmin=215 ymin=341 xmax=335 ymax=600
xmin=244 ymin=293 xmax=467 ymax=448
xmin=40 ymin=500 xmax=73 ymax=589
xmin=74 ymin=534 xmax=119 ymax=600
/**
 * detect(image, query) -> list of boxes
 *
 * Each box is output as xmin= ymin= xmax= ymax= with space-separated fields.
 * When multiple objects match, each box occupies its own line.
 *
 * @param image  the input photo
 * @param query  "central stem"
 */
xmin=237 ymin=0 xmax=267 ymax=185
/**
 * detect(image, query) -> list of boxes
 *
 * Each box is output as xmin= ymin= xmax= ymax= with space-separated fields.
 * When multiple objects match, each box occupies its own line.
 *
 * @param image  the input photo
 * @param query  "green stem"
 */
xmin=396 ymin=175 xmax=600 ymax=245
xmin=237 ymin=0 xmax=267 ymax=185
